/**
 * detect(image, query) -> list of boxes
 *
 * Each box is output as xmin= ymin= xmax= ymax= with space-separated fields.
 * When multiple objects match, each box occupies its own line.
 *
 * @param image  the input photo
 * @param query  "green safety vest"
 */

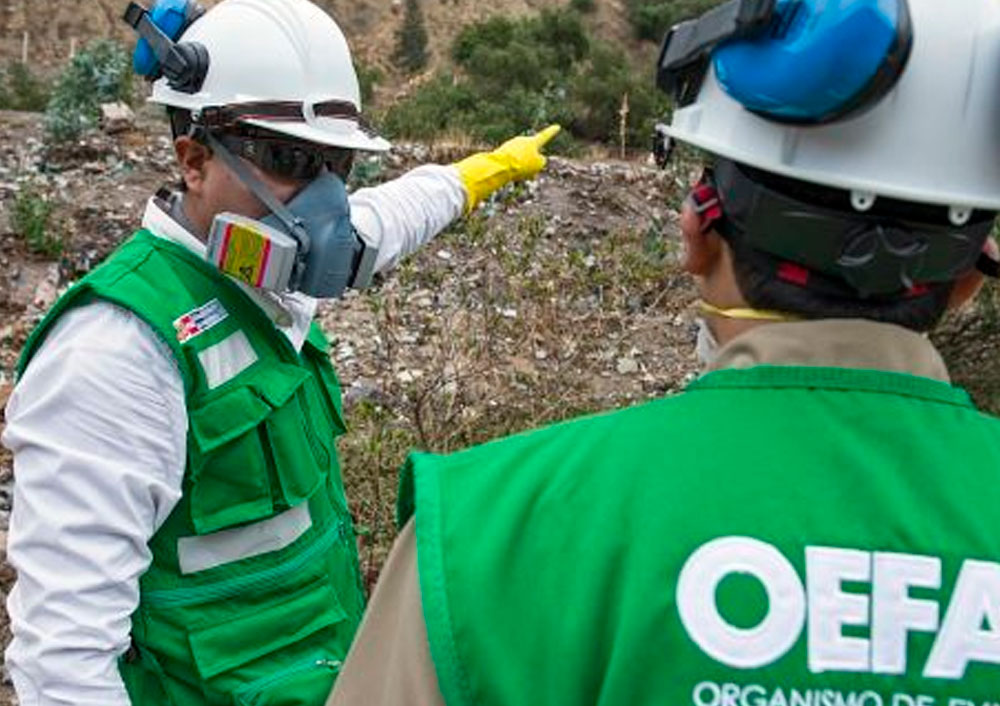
xmin=19 ymin=230 xmax=364 ymax=705
xmin=400 ymin=366 xmax=1000 ymax=706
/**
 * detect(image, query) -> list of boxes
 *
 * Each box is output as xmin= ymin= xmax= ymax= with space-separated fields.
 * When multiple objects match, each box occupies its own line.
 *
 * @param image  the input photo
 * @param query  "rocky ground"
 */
xmin=1 ymin=110 xmax=1000 ymax=704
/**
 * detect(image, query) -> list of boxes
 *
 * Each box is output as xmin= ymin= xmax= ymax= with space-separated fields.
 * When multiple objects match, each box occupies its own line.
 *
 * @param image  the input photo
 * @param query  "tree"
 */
xmin=395 ymin=0 xmax=429 ymax=74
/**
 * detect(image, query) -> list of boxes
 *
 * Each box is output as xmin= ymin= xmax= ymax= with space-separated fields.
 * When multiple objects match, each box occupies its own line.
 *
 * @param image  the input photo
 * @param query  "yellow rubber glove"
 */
xmin=454 ymin=125 xmax=561 ymax=213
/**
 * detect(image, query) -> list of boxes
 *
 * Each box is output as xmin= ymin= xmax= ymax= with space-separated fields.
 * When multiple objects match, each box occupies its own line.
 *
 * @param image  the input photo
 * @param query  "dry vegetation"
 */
xmin=327 ymin=152 xmax=703 ymax=580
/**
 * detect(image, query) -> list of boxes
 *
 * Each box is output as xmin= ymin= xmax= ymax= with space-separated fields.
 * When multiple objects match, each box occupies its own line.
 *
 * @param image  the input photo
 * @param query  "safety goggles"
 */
xmin=657 ymin=0 xmax=913 ymax=124
xmin=215 ymin=126 xmax=355 ymax=182
xmin=696 ymin=161 xmax=995 ymax=298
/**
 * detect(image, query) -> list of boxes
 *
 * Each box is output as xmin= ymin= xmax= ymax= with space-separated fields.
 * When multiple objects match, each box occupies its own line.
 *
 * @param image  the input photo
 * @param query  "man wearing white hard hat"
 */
xmin=1 ymin=0 xmax=559 ymax=704
xmin=327 ymin=1 xmax=1000 ymax=704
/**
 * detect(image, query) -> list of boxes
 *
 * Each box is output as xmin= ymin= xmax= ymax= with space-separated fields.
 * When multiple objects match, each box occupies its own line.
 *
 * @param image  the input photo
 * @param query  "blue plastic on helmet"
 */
xmin=132 ymin=0 xmax=194 ymax=77
xmin=713 ymin=0 xmax=908 ymax=123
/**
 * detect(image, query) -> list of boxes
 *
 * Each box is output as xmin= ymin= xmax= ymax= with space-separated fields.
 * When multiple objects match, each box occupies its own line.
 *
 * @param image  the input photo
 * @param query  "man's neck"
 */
xmin=168 ymin=192 xmax=209 ymax=243
xmin=705 ymin=315 xmax=767 ymax=348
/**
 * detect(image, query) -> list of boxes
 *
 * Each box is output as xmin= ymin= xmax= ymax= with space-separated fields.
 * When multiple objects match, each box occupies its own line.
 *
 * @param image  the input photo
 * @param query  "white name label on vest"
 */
xmin=677 ymin=537 xmax=1000 ymax=679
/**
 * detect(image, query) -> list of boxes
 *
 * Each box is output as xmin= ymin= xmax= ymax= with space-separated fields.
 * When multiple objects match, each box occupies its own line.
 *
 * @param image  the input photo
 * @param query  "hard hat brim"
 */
xmin=243 ymin=118 xmax=391 ymax=153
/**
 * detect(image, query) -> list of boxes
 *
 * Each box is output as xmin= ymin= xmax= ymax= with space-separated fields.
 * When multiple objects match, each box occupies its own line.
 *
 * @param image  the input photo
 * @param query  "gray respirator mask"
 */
xmin=204 ymin=134 xmax=376 ymax=298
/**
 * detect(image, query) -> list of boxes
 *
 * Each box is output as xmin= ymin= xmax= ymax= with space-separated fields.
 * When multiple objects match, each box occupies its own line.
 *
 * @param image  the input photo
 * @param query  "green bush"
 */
xmin=394 ymin=0 xmax=429 ymax=74
xmin=384 ymin=8 xmax=667 ymax=151
xmin=626 ymin=0 xmax=723 ymax=41
xmin=453 ymin=10 xmax=588 ymax=82
xmin=0 ymin=62 xmax=52 ymax=112
xmin=570 ymin=0 xmax=596 ymax=12
xmin=12 ymin=187 xmax=62 ymax=257
xmin=568 ymin=42 xmax=670 ymax=146
xmin=44 ymin=39 xmax=134 ymax=143
xmin=382 ymin=73 xmax=476 ymax=141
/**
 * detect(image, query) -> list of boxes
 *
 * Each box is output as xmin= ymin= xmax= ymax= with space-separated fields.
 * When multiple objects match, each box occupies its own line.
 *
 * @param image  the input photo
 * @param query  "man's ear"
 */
xmin=174 ymin=136 xmax=212 ymax=194
xmin=680 ymin=200 xmax=724 ymax=276
xmin=948 ymin=238 xmax=998 ymax=310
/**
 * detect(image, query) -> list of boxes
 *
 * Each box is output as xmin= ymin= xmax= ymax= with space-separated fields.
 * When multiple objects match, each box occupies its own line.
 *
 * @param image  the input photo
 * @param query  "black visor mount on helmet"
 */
xmin=710 ymin=159 xmax=996 ymax=299
xmin=656 ymin=0 xmax=775 ymax=107
xmin=123 ymin=0 xmax=209 ymax=94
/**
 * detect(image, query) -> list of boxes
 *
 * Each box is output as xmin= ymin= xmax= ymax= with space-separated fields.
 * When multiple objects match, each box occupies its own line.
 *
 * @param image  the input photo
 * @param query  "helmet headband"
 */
xmin=711 ymin=159 xmax=994 ymax=298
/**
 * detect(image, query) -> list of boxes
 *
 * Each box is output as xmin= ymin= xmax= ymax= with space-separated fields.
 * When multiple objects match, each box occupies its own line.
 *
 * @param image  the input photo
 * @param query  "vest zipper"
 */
xmin=143 ymin=519 xmax=346 ymax=608
xmin=234 ymin=653 xmax=342 ymax=700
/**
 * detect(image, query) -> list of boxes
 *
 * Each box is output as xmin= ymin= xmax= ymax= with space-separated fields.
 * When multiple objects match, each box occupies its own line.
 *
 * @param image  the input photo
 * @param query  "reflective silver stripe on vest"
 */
xmin=177 ymin=502 xmax=313 ymax=574
xmin=198 ymin=330 xmax=258 ymax=389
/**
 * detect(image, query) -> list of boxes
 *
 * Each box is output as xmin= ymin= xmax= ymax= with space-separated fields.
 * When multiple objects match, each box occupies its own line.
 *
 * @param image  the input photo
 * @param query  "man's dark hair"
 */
xmin=714 ymin=159 xmax=992 ymax=332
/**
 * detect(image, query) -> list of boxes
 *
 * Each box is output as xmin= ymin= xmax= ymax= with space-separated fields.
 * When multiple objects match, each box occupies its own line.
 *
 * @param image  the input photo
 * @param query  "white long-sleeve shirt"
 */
xmin=2 ymin=164 xmax=466 ymax=706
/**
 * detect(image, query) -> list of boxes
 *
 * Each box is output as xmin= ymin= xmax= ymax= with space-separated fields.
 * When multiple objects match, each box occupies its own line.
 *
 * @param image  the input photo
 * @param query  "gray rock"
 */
xmin=100 ymin=102 xmax=136 ymax=135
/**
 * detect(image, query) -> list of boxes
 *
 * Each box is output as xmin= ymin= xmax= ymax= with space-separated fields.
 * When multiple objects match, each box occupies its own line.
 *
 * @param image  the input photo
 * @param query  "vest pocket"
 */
xmin=187 ymin=577 xmax=346 ymax=688
xmin=260 ymin=375 xmax=331 ymax=509
xmin=189 ymin=364 xmax=334 ymax=534
xmin=189 ymin=386 xmax=276 ymax=534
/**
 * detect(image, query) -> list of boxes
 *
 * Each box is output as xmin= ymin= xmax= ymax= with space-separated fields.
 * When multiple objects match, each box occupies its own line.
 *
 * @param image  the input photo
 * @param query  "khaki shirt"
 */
xmin=327 ymin=320 xmax=950 ymax=706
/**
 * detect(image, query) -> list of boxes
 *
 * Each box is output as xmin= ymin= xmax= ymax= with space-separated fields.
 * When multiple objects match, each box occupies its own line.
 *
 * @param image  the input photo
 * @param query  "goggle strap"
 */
xmin=205 ymin=133 xmax=311 ymax=263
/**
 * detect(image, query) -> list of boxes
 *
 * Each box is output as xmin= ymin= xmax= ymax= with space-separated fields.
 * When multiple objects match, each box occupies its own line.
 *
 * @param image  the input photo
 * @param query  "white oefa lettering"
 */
xmin=677 ymin=537 xmax=1000 ymax=678
xmin=677 ymin=537 xmax=806 ymax=669
xmin=925 ymin=560 xmax=1000 ymax=679
xmin=806 ymin=547 xmax=871 ymax=673
xmin=872 ymin=553 xmax=941 ymax=674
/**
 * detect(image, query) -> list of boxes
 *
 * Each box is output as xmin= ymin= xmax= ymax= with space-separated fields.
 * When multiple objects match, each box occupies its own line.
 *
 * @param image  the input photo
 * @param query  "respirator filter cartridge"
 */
xmin=206 ymin=213 xmax=299 ymax=291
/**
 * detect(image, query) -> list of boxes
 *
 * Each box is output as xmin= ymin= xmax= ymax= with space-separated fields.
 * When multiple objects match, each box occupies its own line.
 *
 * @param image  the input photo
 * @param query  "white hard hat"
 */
xmin=662 ymin=0 xmax=1000 ymax=213
xmin=150 ymin=0 xmax=389 ymax=152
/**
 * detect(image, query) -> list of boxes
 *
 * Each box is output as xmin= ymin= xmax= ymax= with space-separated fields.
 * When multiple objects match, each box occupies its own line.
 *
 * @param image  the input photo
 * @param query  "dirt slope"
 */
xmin=0 ymin=0 xmax=638 ymax=77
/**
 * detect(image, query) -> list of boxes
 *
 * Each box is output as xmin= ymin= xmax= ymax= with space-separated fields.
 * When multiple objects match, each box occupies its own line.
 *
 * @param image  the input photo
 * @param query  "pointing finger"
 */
xmin=533 ymin=124 xmax=562 ymax=149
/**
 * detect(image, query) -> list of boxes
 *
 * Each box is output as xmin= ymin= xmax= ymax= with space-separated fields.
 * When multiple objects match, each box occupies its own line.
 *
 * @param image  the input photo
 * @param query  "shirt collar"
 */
xmin=709 ymin=319 xmax=951 ymax=383
xmin=140 ymin=197 xmax=317 ymax=352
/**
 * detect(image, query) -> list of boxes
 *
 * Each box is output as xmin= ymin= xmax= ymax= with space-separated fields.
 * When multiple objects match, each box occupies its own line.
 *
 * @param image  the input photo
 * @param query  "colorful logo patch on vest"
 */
xmin=174 ymin=299 xmax=229 ymax=344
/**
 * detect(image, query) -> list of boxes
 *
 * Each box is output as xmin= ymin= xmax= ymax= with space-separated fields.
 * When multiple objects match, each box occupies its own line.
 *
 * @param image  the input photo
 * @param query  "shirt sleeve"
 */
xmin=3 ymin=302 xmax=188 ymax=706
xmin=349 ymin=164 xmax=467 ymax=275
xmin=326 ymin=519 xmax=445 ymax=706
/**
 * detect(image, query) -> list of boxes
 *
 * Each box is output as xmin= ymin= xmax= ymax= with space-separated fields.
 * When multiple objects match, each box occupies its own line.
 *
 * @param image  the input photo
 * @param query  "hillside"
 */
xmin=1 ymin=106 xmax=1000 ymax=705
xmin=0 ymin=0 xmax=640 ymax=82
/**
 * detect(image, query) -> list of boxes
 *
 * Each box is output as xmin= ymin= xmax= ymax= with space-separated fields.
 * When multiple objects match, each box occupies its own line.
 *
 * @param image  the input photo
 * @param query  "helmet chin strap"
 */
xmin=697 ymin=299 xmax=798 ymax=322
